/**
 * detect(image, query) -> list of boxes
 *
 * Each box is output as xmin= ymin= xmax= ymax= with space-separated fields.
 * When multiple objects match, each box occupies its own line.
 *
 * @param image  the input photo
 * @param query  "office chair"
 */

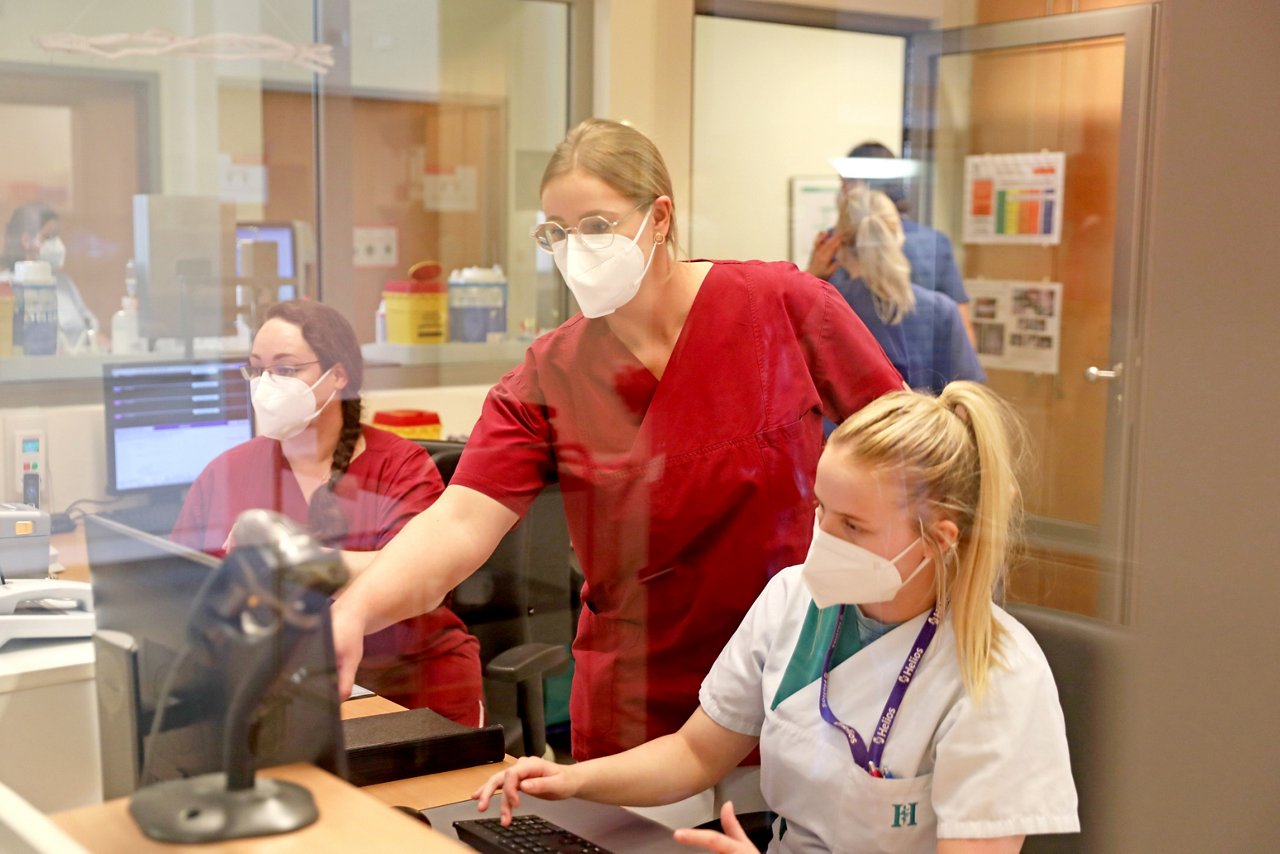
xmin=417 ymin=440 xmax=575 ymax=758
xmin=1007 ymin=603 xmax=1128 ymax=854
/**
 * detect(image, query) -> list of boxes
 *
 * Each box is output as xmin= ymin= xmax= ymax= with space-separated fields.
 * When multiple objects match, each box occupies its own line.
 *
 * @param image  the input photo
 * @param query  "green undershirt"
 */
xmin=770 ymin=603 xmax=902 ymax=710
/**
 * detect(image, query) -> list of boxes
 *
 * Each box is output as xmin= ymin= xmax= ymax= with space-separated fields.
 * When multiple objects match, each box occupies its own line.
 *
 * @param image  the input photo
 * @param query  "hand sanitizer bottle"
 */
xmin=111 ymin=260 xmax=141 ymax=355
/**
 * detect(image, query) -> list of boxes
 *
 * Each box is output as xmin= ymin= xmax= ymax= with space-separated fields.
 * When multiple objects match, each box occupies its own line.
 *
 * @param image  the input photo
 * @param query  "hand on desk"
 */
xmin=472 ymin=756 xmax=582 ymax=825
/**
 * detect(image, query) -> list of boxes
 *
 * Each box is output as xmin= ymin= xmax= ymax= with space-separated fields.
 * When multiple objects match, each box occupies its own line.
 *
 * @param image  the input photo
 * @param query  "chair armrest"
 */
xmin=485 ymin=642 xmax=569 ymax=684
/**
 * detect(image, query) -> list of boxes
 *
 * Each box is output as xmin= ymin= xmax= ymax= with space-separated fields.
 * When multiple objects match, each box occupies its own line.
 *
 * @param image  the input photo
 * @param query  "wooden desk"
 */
xmin=51 ymin=524 xmax=90 ymax=583
xmin=360 ymin=756 xmax=513 ymax=810
xmin=51 ymin=764 xmax=473 ymax=853
xmin=339 ymin=694 xmax=407 ymax=720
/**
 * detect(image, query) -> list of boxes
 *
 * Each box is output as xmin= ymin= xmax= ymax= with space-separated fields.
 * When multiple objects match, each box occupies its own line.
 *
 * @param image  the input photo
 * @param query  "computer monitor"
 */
xmin=85 ymin=515 xmax=347 ymax=797
xmin=102 ymin=359 xmax=255 ymax=495
xmin=132 ymin=195 xmax=238 ymax=341
xmin=235 ymin=220 xmax=316 ymax=301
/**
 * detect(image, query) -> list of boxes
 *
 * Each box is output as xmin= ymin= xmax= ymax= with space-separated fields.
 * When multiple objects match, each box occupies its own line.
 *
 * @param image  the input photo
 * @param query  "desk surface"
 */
xmin=51 ymin=524 xmax=90 ymax=583
xmin=339 ymin=694 xmax=406 ymax=721
xmin=47 ymin=524 xmax=519 ymax=846
xmin=51 ymin=763 xmax=474 ymax=853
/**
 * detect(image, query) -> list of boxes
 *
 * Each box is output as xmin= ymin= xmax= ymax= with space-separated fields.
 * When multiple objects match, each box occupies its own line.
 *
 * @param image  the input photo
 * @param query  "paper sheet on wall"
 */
xmin=217 ymin=152 xmax=267 ymax=205
xmin=967 ymin=279 xmax=1063 ymax=375
xmin=423 ymin=164 xmax=477 ymax=212
xmin=789 ymin=176 xmax=842 ymax=266
xmin=962 ymin=152 xmax=1065 ymax=245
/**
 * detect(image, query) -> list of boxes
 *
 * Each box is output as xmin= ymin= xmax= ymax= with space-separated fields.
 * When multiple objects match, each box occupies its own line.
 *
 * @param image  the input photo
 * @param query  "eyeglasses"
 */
xmin=530 ymin=200 xmax=652 ymax=253
xmin=240 ymin=361 xmax=321 ymax=381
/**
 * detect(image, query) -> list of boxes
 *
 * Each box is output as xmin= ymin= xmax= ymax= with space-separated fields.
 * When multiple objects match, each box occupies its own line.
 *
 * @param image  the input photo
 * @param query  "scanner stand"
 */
xmin=126 ymin=510 xmax=346 ymax=843
xmin=129 ymin=774 xmax=317 ymax=844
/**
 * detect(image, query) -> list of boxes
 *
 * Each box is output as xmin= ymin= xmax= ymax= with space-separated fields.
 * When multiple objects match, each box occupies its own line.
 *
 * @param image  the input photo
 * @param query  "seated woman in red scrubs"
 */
xmin=332 ymin=118 xmax=905 ymax=760
xmin=172 ymin=300 xmax=483 ymax=725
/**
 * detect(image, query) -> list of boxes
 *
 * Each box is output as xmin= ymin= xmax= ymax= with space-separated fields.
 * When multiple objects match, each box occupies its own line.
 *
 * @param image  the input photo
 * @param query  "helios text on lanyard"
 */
xmin=818 ymin=606 xmax=940 ymax=778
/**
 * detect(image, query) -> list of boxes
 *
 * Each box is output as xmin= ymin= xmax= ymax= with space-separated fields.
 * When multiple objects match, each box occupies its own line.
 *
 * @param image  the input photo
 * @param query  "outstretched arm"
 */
xmin=331 ymin=483 xmax=517 ymax=695
xmin=473 ymin=708 xmax=759 ymax=823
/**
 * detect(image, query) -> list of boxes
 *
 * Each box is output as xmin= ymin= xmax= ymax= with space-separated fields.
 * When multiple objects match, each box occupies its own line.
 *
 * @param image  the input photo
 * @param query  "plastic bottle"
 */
xmin=375 ymin=298 xmax=387 ymax=343
xmin=12 ymin=260 xmax=58 ymax=356
xmin=124 ymin=259 xmax=137 ymax=300
xmin=111 ymin=260 xmax=141 ymax=355
xmin=0 ymin=281 xmax=13 ymax=357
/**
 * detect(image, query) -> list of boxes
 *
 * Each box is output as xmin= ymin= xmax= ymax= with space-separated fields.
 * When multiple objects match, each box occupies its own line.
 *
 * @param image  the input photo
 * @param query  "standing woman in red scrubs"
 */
xmin=333 ymin=119 xmax=903 ymax=759
xmin=172 ymin=300 xmax=483 ymax=725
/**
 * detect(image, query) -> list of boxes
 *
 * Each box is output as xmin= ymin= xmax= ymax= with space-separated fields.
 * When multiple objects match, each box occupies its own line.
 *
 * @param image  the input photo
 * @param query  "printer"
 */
xmin=0 ymin=503 xmax=50 ymax=579
xmin=0 ymin=503 xmax=92 ymax=647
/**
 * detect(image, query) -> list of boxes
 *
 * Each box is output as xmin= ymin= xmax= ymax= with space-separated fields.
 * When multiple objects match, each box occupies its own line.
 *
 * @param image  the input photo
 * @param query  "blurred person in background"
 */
xmin=828 ymin=188 xmax=983 ymax=395
xmin=808 ymin=141 xmax=975 ymax=346
xmin=2 ymin=203 xmax=98 ymax=348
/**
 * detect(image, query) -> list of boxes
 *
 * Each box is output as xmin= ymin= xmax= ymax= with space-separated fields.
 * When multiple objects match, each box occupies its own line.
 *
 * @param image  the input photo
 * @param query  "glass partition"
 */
xmin=0 ymin=0 xmax=576 ymax=507
xmin=0 ymin=0 xmax=573 ymax=396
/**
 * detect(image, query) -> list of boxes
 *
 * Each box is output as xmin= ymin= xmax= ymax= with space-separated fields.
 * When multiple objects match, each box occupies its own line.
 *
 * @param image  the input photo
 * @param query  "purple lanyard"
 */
xmin=818 ymin=606 xmax=940 ymax=777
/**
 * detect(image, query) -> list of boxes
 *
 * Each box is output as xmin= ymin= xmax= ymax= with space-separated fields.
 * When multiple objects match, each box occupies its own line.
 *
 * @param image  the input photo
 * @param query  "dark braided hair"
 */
xmin=264 ymin=301 xmax=364 ymax=545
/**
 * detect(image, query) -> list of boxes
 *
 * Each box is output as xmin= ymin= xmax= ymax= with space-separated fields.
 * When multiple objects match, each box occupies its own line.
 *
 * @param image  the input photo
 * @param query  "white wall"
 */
xmin=689 ymin=16 xmax=905 ymax=262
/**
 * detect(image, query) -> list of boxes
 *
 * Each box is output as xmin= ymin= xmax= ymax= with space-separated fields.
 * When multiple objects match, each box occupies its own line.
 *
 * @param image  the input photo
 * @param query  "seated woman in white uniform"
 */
xmin=473 ymin=381 xmax=1079 ymax=854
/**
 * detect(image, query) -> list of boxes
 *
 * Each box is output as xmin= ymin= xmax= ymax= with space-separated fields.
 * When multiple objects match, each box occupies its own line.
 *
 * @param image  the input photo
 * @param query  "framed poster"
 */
xmin=962 ymin=152 xmax=1065 ymax=245
xmin=789 ymin=175 xmax=841 ymax=266
xmin=967 ymin=279 xmax=1063 ymax=375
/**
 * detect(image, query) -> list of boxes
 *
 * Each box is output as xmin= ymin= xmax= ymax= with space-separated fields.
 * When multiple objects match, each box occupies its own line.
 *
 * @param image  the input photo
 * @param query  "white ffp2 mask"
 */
xmin=39 ymin=236 xmax=66 ymax=271
xmin=552 ymin=207 xmax=658 ymax=318
xmin=250 ymin=368 xmax=335 ymax=441
xmin=800 ymin=519 xmax=931 ymax=608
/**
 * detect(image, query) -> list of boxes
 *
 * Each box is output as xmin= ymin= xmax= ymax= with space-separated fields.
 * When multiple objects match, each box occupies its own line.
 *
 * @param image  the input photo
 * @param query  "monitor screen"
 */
xmin=236 ymin=222 xmax=296 ymax=280
xmin=85 ymin=514 xmax=346 ymax=787
xmin=103 ymin=359 xmax=254 ymax=494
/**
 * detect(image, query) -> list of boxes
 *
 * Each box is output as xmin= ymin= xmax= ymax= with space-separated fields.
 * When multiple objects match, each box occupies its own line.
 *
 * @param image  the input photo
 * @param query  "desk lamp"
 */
xmin=127 ymin=510 xmax=347 ymax=843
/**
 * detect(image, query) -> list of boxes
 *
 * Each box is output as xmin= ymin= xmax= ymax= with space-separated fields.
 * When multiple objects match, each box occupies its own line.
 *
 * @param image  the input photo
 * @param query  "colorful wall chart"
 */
xmin=962 ymin=152 xmax=1065 ymax=245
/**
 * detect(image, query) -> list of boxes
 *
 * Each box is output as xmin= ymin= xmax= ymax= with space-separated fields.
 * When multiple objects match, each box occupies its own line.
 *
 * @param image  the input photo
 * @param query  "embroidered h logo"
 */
xmin=892 ymin=802 xmax=918 ymax=828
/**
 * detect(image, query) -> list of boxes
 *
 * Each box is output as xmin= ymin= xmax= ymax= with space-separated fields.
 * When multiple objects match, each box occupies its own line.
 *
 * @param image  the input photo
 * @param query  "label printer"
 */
xmin=0 ymin=503 xmax=93 ymax=647
xmin=0 ymin=502 xmax=50 ymax=579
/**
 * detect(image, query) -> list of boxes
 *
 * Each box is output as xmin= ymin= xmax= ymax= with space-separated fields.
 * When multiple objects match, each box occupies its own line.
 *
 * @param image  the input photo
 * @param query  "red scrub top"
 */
xmin=172 ymin=425 xmax=483 ymax=725
xmin=450 ymin=260 xmax=903 ymax=759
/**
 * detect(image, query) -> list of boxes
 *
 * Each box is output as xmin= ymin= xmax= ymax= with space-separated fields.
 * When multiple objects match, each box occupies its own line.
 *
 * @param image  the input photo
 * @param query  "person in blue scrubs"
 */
xmin=827 ymin=188 xmax=983 ymax=396
xmin=808 ymin=141 xmax=974 ymax=346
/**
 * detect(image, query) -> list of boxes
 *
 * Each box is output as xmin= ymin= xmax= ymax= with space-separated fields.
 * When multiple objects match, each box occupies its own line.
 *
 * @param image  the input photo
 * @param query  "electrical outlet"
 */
xmin=12 ymin=425 xmax=46 ymax=507
xmin=353 ymin=226 xmax=398 ymax=269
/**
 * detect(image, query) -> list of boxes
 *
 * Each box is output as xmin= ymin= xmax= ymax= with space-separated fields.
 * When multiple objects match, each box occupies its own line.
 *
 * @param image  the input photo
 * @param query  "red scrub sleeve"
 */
xmin=784 ymin=267 xmax=904 ymax=421
xmin=448 ymin=363 xmax=558 ymax=520
xmin=171 ymin=469 xmax=218 ymax=553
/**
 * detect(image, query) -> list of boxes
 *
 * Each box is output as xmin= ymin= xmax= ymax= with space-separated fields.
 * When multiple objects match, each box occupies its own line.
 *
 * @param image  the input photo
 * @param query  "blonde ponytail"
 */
xmin=828 ymin=382 xmax=1026 ymax=699
xmin=835 ymin=188 xmax=915 ymax=324
xmin=936 ymin=383 xmax=1026 ymax=699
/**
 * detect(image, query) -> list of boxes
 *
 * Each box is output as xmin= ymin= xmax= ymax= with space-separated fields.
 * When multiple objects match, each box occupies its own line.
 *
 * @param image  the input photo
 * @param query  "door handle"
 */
xmin=1084 ymin=363 xmax=1122 ymax=383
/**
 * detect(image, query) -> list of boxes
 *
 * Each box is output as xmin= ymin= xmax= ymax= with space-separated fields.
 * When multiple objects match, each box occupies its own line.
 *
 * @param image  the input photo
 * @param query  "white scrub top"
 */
xmin=699 ymin=566 xmax=1079 ymax=854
